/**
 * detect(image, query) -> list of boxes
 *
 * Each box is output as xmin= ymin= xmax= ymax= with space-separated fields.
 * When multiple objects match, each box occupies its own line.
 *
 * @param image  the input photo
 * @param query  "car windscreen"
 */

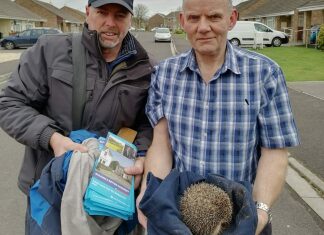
xmin=156 ymin=28 xmax=170 ymax=33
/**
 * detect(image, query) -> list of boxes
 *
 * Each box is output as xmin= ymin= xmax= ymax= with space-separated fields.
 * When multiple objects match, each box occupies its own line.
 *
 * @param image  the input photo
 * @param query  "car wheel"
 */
xmin=230 ymin=38 xmax=240 ymax=47
xmin=4 ymin=41 xmax=15 ymax=50
xmin=272 ymin=37 xmax=282 ymax=47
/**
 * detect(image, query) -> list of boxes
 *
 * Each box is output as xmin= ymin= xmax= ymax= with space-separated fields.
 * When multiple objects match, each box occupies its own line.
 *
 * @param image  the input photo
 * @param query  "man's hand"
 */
xmin=136 ymin=190 xmax=147 ymax=229
xmin=255 ymin=209 xmax=269 ymax=235
xmin=49 ymin=132 xmax=88 ymax=157
xmin=124 ymin=157 xmax=145 ymax=190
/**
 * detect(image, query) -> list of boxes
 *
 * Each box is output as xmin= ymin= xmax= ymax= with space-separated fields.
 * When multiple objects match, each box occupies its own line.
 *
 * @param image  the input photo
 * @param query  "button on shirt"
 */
xmin=146 ymin=42 xmax=300 ymax=183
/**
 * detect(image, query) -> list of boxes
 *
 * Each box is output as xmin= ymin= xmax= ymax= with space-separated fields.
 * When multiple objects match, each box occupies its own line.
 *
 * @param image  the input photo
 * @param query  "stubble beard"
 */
xmin=99 ymin=36 xmax=120 ymax=49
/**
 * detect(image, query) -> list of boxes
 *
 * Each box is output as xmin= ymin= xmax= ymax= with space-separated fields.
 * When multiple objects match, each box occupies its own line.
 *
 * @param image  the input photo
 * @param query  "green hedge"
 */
xmin=316 ymin=24 xmax=324 ymax=50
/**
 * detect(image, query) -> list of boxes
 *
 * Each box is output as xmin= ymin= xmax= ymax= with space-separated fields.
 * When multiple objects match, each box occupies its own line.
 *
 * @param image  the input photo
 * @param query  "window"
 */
xmin=30 ymin=29 xmax=43 ymax=37
xmin=19 ymin=30 xmax=31 ymax=37
xmin=266 ymin=17 xmax=275 ymax=29
xmin=254 ymin=23 xmax=272 ymax=32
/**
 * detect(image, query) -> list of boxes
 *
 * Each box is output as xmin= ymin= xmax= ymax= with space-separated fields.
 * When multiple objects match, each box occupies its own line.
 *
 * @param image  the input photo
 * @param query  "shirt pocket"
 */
xmin=232 ymin=101 xmax=259 ymax=145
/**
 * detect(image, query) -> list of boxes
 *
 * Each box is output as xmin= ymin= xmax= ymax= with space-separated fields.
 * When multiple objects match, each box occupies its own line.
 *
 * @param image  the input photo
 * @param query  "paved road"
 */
xmin=288 ymin=88 xmax=324 ymax=181
xmin=0 ymin=32 xmax=323 ymax=234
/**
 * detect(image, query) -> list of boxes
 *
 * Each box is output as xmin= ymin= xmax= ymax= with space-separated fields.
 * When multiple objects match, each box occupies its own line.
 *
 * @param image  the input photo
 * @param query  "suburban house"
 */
xmin=61 ymin=5 xmax=86 ymax=25
xmin=0 ymin=0 xmax=45 ymax=38
xmin=236 ymin=0 xmax=324 ymax=44
xmin=15 ymin=0 xmax=83 ymax=32
xmin=147 ymin=13 xmax=165 ymax=30
xmin=164 ymin=11 xmax=181 ymax=31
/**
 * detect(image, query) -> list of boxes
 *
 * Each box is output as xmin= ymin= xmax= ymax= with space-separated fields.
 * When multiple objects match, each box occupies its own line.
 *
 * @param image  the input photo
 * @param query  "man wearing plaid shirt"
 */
xmin=137 ymin=0 xmax=300 ymax=234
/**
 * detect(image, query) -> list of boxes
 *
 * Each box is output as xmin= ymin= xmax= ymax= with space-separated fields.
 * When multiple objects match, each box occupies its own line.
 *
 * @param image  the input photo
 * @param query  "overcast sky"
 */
xmin=40 ymin=0 xmax=244 ymax=16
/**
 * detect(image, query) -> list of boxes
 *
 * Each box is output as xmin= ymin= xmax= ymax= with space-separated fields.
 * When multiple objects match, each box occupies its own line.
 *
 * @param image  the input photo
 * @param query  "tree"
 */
xmin=134 ymin=4 xmax=149 ymax=29
xmin=316 ymin=24 xmax=324 ymax=50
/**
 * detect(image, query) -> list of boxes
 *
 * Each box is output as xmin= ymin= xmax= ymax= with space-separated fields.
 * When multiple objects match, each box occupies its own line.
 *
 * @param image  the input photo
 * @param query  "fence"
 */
xmin=282 ymin=27 xmax=319 ymax=47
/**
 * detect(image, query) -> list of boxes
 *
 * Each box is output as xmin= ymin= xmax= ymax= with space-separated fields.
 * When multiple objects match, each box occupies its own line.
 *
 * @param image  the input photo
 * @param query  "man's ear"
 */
xmin=179 ymin=12 xmax=185 ymax=29
xmin=228 ymin=9 xmax=238 ymax=30
xmin=86 ymin=5 xmax=90 ymax=17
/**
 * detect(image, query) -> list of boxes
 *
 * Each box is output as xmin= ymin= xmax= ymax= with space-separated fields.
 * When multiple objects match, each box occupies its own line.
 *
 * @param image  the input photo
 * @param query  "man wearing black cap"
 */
xmin=0 ymin=0 xmax=154 ymax=234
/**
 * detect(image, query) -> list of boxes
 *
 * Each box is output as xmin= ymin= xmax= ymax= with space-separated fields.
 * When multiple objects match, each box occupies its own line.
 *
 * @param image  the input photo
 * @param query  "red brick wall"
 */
xmin=312 ymin=9 xmax=324 ymax=25
xmin=148 ymin=14 xmax=165 ymax=30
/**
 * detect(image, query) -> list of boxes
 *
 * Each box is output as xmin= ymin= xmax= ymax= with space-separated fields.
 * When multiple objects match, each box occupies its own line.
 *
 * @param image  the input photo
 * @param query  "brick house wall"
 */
xmin=312 ymin=9 xmax=324 ymax=25
xmin=61 ymin=6 xmax=85 ymax=31
xmin=61 ymin=7 xmax=85 ymax=22
xmin=147 ymin=14 xmax=165 ymax=30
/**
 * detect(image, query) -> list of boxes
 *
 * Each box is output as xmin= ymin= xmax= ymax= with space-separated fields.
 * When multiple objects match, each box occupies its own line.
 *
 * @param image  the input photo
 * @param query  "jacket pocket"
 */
xmin=112 ymin=84 xmax=149 ymax=129
xmin=48 ymin=69 xmax=73 ymax=130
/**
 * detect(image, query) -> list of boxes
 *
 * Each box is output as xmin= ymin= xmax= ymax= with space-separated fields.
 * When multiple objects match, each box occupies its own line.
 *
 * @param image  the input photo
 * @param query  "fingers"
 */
xmin=136 ymin=193 xmax=147 ymax=229
xmin=50 ymin=132 xmax=88 ymax=157
xmin=72 ymin=142 xmax=88 ymax=153
xmin=124 ymin=157 xmax=144 ymax=175
xmin=134 ymin=175 xmax=142 ymax=190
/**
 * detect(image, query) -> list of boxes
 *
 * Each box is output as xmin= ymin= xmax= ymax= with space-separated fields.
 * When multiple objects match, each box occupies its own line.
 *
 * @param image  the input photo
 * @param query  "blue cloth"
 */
xmin=29 ymin=130 xmax=97 ymax=235
xmin=146 ymin=42 xmax=300 ymax=183
xmin=139 ymin=170 xmax=257 ymax=235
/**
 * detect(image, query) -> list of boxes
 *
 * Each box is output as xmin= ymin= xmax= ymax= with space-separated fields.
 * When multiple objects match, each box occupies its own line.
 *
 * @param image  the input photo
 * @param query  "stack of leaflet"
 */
xmin=84 ymin=131 xmax=137 ymax=220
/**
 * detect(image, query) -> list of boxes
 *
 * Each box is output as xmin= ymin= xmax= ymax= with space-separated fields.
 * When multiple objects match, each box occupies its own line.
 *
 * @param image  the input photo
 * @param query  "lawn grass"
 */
xmin=250 ymin=47 xmax=324 ymax=82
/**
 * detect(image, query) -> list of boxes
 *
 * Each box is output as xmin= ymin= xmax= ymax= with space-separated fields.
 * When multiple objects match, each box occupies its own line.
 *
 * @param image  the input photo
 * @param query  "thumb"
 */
xmin=71 ymin=142 xmax=88 ymax=153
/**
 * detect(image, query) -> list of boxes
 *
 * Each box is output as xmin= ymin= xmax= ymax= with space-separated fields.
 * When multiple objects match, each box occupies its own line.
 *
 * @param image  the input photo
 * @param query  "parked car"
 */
xmin=154 ymin=28 xmax=171 ymax=42
xmin=227 ymin=21 xmax=289 ymax=47
xmin=129 ymin=26 xmax=136 ymax=31
xmin=137 ymin=28 xmax=145 ymax=32
xmin=151 ymin=27 xmax=159 ymax=32
xmin=0 ymin=27 xmax=62 ymax=50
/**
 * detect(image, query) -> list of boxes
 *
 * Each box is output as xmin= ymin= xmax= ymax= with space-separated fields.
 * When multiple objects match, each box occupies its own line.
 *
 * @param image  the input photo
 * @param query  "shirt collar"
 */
xmin=180 ymin=41 xmax=241 ymax=76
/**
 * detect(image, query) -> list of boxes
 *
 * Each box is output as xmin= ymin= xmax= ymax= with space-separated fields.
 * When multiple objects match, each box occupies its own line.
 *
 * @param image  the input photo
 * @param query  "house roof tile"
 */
xmin=0 ymin=0 xmax=45 ymax=21
xmin=241 ymin=0 xmax=310 ymax=18
xmin=298 ymin=0 xmax=324 ymax=11
xmin=32 ymin=0 xmax=82 ymax=24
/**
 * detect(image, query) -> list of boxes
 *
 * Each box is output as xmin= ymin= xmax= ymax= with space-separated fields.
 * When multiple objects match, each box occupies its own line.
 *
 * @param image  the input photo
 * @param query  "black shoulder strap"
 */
xmin=72 ymin=33 xmax=87 ymax=130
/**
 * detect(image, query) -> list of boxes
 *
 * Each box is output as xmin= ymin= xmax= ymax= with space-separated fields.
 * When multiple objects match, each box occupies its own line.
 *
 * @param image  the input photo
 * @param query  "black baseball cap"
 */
xmin=88 ymin=0 xmax=133 ymax=14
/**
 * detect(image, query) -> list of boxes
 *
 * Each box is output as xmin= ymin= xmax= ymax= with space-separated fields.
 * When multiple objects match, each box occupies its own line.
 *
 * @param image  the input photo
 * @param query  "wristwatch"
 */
xmin=255 ymin=201 xmax=272 ymax=224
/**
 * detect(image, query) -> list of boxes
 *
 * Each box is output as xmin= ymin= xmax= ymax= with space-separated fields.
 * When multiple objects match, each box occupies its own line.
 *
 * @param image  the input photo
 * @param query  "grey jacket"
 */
xmin=0 ymin=25 xmax=154 ymax=195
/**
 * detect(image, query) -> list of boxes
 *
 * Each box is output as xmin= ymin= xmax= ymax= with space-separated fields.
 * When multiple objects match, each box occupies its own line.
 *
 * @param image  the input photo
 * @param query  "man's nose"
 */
xmin=104 ymin=15 xmax=116 ymax=27
xmin=197 ymin=17 xmax=211 ymax=33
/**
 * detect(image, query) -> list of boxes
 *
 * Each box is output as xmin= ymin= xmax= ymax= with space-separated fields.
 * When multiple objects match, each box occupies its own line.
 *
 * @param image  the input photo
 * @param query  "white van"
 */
xmin=227 ymin=21 xmax=289 ymax=47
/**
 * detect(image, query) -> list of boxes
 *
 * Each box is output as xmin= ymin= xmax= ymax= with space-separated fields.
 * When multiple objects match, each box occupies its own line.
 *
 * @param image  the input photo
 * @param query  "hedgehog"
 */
xmin=179 ymin=182 xmax=233 ymax=235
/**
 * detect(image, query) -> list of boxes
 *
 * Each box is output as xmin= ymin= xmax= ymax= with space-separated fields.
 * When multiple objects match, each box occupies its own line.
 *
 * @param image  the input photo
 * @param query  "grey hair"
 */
xmin=182 ymin=0 xmax=233 ymax=11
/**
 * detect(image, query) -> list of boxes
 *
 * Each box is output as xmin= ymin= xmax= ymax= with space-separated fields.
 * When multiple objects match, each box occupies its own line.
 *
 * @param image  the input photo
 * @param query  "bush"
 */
xmin=173 ymin=28 xmax=184 ymax=34
xmin=316 ymin=24 xmax=324 ymax=50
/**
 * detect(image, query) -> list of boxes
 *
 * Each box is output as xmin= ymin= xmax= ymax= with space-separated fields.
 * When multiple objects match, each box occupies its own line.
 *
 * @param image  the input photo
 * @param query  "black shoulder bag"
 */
xmin=72 ymin=33 xmax=87 ymax=130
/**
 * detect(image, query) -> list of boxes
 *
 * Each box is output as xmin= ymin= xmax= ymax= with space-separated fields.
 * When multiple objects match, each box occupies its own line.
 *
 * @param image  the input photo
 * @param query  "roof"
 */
xmin=235 ymin=0 xmax=258 ymax=11
xmin=241 ymin=0 xmax=310 ymax=19
xmin=0 ymin=0 xmax=45 ymax=21
xmin=298 ymin=0 xmax=324 ymax=11
xmin=32 ymin=0 xmax=82 ymax=24
xmin=165 ymin=11 xmax=181 ymax=18
xmin=61 ymin=6 xmax=86 ymax=17
xmin=151 ymin=13 xmax=165 ymax=18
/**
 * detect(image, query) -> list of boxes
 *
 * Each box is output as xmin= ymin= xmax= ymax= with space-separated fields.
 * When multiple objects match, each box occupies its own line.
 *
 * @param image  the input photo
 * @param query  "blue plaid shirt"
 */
xmin=146 ymin=42 xmax=300 ymax=183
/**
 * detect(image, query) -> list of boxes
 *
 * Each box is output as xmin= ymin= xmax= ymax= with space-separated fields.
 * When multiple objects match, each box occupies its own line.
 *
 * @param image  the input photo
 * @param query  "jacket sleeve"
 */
xmin=132 ymin=57 xmax=157 ymax=155
xmin=133 ymin=102 xmax=153 ymax=155
xmin=0 ymin=36 xmax=62 ymax=151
